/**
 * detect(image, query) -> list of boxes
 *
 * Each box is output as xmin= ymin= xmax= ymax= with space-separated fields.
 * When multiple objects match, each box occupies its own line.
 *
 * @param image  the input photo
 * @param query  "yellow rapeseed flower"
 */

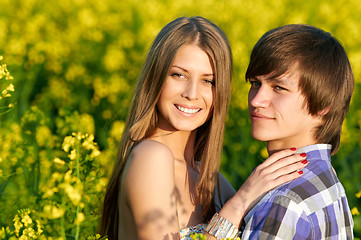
xmin=22 ymin=227 xmax=36 ymax=238
xmin=64 ymin=170 xmax=73 ymax=183
xmin=43 ymin=205 xmax=65 ymax=219
xmin=0 ymin=57 xmax=14 ymax=82
xmin=42 ymin=187 xmax=58 ymax=198
xmin=50 ymin=172 xmax=63 ymax=181
xmin=79 ymin=114 xmax=95 ymax=134
xmin=260 ymin=147 xmax=269 ymax=159
xmin=62 ymin=135 xmax=76 ymax=152
xmin=351 ymin=207 xmax=360 ymax=215
xmin=73 ymin=132 xmax=83 ymax=140
xmin=6 ymin=83 xmax=14 ymax=91
xmin=0 ymin=227 xmax=6 ymax=238
xmin=13 ymin=214 xmax=23 ymax=236
xmin=81 ymin=134 xmax=101 ymax=158
xmin=54 ymin=157 xmax=65 ymax=165
xmin=1 ymin=84 xmax=14 ymax=97
xmin=110 ymin=120 xmax=125 ymax=141
xmin=62 ymin=182 xmax=82 ymax=206
xmin=91 ymin=149 xmax=101 ymax=158
xmin=36 ymin=125 xmax=53 ymax=147
xmin=74 ymin=212 xmax=85 ymax=225
xmin=19 ymin=235 xmax=28 ymax=240
xmin=21 ymin=214 xmax=32 ymax=226
xmin=356 ymin=190 xmax=361 ymax=198
xmin=96 ymin=177 xmax=108 ymax=192
xmin=68 ymin=149 xmax=77 ymax=160
xmin=82 ymin=135 xmax=96 ymax=150
xmin=36 ymin=220 xmax=43 ymax=235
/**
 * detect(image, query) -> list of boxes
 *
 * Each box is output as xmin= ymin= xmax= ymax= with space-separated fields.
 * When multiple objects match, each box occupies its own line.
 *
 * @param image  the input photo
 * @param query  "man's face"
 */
xmin=248 ymin=68 xmax=323 ymax=151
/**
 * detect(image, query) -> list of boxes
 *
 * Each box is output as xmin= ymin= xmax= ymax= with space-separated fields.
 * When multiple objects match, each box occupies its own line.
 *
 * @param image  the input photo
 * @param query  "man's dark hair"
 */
xmin=246 ymin=24 xmax=354 ymax=154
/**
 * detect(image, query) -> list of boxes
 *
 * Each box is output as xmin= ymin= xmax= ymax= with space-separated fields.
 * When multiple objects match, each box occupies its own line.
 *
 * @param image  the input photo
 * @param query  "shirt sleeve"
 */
xmin=242 ymin=195 xmax=312 ymax=239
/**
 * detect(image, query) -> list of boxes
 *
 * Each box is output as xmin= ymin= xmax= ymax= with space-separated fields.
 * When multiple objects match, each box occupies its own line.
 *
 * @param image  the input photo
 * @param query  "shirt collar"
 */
xmin=295 ymin=144 xmax=332 ymax=162
xmin=244 ymin=144 xmax=332 ymax=224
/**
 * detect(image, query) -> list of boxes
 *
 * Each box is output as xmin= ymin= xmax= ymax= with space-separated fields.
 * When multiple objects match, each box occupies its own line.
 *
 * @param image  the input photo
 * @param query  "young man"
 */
xmin=242 ymin=24 xmax=354 ymax=239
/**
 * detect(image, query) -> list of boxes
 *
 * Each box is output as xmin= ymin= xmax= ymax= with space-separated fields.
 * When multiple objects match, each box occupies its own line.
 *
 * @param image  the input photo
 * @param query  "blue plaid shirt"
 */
xmin=242 ymin=144 xmax=354 ymax=239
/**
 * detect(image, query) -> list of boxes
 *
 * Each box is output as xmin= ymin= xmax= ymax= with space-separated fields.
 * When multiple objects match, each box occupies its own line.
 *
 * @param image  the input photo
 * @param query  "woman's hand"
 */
xmin=218 ymin=148 xmax=307 ymax=228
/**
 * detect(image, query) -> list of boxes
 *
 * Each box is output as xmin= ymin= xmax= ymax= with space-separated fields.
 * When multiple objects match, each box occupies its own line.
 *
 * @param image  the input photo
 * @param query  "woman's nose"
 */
xmin=181 ymin=79 xmax=199 ymax=100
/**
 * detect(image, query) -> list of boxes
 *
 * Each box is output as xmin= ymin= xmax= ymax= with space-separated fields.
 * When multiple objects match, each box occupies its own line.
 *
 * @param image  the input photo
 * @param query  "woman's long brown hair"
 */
xmin=99 ymin=16 xmax=232 ymax=239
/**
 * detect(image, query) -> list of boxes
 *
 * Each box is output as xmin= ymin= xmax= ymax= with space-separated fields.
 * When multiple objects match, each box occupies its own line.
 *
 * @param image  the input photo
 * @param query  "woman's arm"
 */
xmin=123 ymin=140 xmax=180 ymax=240
xmin=206 ymin=148 xmax=307 ymax=238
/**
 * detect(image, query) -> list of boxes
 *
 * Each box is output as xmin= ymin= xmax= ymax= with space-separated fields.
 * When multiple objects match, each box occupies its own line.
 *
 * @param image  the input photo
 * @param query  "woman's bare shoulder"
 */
xmin=131 ymin=139 xmax=173 ymax=160
xmin=121 ymin=139 xmax=180 ymax=238
xmin=124 ymin=139 xmax=175 ymax=191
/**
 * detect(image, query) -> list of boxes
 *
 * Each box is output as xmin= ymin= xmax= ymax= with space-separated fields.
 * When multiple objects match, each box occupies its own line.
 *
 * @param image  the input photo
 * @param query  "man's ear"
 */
xmin=318 ymin=106 xmax=331 ymax=116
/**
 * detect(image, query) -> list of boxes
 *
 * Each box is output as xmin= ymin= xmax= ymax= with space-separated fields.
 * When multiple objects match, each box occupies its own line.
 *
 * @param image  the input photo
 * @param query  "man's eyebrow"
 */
xmin=265 ymin=76 xmax=292 ymax=86
xmin=270 ymin=77 xmax=289 ymax=85
xmin=251 ymin=76 xmax=294 ymax=86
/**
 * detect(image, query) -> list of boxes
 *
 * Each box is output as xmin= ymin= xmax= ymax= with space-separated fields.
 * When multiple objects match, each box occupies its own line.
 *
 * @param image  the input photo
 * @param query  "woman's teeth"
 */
xmin=176 ymin=105 xmax=200 ymax=114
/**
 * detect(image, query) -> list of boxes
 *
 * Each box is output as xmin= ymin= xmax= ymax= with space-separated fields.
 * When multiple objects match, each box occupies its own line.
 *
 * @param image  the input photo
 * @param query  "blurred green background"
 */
xmin=0 ymin=0 xmax=360 ymax=238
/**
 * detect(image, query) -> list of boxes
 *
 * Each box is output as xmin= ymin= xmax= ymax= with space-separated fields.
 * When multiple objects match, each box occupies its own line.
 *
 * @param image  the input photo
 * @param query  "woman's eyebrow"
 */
xmin=171 ymin=65 xmax=214 ymax=77
xmin=171 ymin=65 xmax=188 ymax=72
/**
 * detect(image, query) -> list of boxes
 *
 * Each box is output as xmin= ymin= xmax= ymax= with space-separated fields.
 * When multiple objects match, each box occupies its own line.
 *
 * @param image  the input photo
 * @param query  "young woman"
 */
xmin=100 ymin=16 xmax=308 ymax=240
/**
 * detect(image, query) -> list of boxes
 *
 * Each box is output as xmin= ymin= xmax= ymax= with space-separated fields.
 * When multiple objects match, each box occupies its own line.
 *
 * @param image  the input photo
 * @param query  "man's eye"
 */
xmin=250 ymin=81 xmax=261 ymax=87
xmin=274 ymin=85 xmax=286 ymax=91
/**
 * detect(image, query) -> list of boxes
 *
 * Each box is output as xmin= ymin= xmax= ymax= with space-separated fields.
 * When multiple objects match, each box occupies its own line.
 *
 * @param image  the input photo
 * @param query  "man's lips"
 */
xmin=250 ymin=112 xmax=274 ymax=119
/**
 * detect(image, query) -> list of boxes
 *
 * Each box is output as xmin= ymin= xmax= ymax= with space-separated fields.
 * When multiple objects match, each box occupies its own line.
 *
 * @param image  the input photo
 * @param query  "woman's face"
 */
xmin=156 ymin=44 xmax=214 ymax=132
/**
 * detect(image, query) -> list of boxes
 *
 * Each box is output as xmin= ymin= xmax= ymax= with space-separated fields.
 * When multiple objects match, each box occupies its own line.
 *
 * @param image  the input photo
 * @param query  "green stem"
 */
xmin=34 ymin=134 xmax=40 ymax=196
xmin=61 ymin=196 xmax=66 ymax=240
xmin=75 ymin=142 xmax=81 ymax=240
xmin=0 ymin=106 xmax=14 ymax=116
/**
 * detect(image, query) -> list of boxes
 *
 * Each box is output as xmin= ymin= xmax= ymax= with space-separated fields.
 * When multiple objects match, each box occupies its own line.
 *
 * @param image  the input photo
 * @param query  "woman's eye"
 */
xmin=202 ymin=79 xmax=214 ymax=85
xmin=170 ymin=73 xmax=184 ymax=78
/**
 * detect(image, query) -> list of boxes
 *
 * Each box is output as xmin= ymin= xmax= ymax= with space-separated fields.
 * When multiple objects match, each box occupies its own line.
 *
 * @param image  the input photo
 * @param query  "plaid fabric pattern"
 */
xmin=242 ymin=144 xmax=354 ymax=239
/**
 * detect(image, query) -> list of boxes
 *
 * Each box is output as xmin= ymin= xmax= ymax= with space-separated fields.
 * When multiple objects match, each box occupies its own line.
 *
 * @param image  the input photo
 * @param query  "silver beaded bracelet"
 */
xmin=205 ymin=213 xmax=241 ymax=239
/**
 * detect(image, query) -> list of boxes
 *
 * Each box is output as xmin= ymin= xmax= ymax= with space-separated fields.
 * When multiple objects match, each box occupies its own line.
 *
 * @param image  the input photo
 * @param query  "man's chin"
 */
xmin=251 ymin=132 xmax=270 ymax=142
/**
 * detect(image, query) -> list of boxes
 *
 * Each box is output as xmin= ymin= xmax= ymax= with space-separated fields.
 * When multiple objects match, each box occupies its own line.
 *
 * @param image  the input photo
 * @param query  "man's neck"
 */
xmin=267 ymin=141 xmax=319 ymax=156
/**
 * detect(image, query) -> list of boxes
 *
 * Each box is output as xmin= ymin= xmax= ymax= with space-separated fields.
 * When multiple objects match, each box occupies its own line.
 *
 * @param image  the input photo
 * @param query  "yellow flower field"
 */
xmin=0 ymin=0 xmax=360 ymax=238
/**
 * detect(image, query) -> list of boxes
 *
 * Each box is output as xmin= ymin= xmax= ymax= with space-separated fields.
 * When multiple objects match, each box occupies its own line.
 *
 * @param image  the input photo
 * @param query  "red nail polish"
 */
xmin=298 ymin=170 xmax=303 ymax=175
xmin=300 ymin=153 xmax=307 ymax=157
xmin=302 ymin=160 xmax=308 ymax=164
xmin=290 ymin=147 xmax=296 ymax=151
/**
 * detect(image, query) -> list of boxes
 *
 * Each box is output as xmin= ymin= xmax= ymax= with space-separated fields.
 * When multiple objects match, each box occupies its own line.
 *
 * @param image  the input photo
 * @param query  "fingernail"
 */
xmin=298 ymin=170 xmax=303 ymax=175
xmin=300 ymin=153 xmax=307 ymax=157
xmin=302 ymin=160 xmax=308 ymax=164
xmin=290 ymin=147 xmax=296 ymax=151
